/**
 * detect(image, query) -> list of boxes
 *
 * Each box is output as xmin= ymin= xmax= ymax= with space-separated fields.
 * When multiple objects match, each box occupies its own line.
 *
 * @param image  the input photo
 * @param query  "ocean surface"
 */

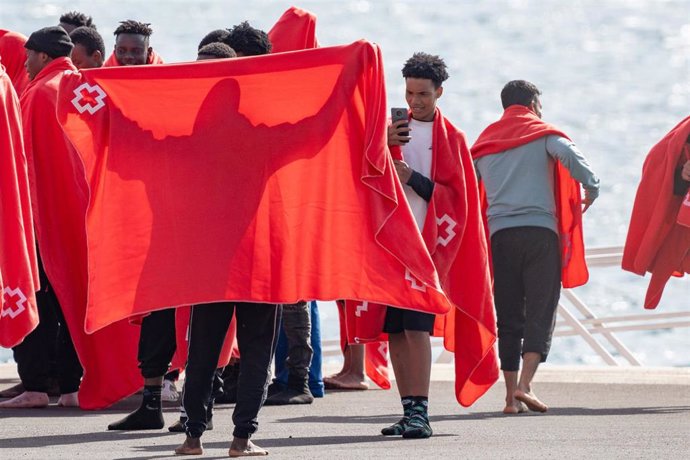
xmin=1 ymin=0 xmax=688 ymax=366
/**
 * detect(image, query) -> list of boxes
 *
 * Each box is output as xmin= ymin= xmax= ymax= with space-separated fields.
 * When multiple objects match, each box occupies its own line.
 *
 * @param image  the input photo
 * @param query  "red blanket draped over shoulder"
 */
xmin=0 ymin=30 xmax=30 ymax=94
xmin=622 ymin=116 xmax=690 ymax=308
xmin=56 ymin=41 xmax=453 ymax=333
xmin=103 ymin=50 xmax=164 ymax=67
xmin=21 ymin=57 xmax=142 ymax=409
xmin=471 ymin=104 xmax=589 ymax=288
xmin=0 ymin=62 xmax=39 ymax=347
xmin=346 ymin=108 xmax=499 ymax=406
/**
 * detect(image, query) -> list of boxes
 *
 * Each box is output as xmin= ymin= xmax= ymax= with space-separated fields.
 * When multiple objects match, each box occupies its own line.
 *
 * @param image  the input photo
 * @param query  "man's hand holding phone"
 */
xmin=388 ymin=107 xmax=411 ymax=146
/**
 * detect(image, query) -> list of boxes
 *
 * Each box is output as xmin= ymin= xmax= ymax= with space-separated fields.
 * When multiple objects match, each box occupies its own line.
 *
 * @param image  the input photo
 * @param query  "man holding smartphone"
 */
xmin=383 ymin=53 xmax=496 ymax=439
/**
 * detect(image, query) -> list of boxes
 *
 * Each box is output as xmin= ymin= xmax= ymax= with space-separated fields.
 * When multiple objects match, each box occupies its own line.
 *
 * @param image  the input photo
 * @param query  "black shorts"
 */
xmin=383 ymin=306 xmax=435 ymax=334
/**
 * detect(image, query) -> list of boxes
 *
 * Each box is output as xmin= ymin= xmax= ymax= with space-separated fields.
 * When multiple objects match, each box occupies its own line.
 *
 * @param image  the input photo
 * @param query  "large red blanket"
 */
xmin=471 ymin=104 xmax=589 ymax=288
xmin=0 ymin=63 xmax=38 ymax=348
xmin=623 ymin=116 xmax=690 ymax=308
xmin=56 ymin=41 xmax=453 ymax=334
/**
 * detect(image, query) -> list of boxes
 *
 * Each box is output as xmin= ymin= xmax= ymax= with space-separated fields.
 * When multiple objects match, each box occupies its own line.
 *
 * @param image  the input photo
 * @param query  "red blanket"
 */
xmin=56 ymin=41 xmax=453 ymax=334
xmin=21 ymin=57 xmax=143 ymax=409
xmin=103 ymin=50 xmax=165 ymax=67
xmin=0 ymin=64 xmax=39 ymax=348
xmin=622 ymin=116 xmax=690 ymax=308
xmin=471 ymin=104 xmax=589 ymax=288
xmin=0 ymin=30 xmax=30 ymax=94
xmin=345 ymin=108 xmax=498 ymax=406
xmin=268 ymin=6 xmax=319 ymax=53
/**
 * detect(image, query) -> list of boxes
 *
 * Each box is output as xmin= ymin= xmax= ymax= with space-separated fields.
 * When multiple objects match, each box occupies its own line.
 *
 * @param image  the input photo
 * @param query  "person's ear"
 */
xmin=435 ymin=85 xmax=444 ymax=98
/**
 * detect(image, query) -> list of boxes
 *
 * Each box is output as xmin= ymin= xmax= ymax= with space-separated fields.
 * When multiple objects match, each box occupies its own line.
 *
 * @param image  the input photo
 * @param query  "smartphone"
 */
xmin=391 ymin=107 xmax=410 ymax=143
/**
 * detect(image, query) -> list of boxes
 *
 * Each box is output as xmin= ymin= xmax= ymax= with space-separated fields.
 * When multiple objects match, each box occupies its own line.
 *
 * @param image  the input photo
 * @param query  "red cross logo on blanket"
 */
xmin=436 ymin=213 xmax=457 ymax=247
xmin=71 ymin=82 xmax=107 ymax=114
xmin=1 ymin=287 xmax=27 ymax=319
xmin=404 ymin=269 xmax=426 ymax=292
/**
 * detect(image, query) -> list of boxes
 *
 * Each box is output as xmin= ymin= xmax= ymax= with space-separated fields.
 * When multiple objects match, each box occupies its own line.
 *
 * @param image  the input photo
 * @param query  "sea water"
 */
xmin=1 ymin=0 xmax=688 ymax=366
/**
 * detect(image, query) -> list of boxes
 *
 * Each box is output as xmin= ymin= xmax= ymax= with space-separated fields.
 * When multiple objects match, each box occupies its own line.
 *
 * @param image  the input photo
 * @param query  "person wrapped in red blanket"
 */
xmin=623 ymin=118 xmax=690 ymax=308
xmin=366 ymin=53 xmax=497 ymax=439
xmin=0 ymin=26 xmax=87 ymax=410
xmin=103 ymin=20 xmax=164 ymax=67
xmin=0 ymin=57 xmax=39 ymax=350
xmin=0 ymin=29 xmax=30 ymax=94
xmin=472 ymin=80 xmax=600 ymax=414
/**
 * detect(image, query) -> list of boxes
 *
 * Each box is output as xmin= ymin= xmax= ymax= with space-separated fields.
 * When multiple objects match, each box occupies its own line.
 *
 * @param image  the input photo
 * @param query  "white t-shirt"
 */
xmin=401 ymin=118 xmax=433 ymax=230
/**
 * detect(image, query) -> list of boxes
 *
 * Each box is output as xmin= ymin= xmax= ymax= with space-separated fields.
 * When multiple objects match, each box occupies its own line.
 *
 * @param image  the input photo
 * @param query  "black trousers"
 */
xmin=281 ymin=301 xmax=312 ymax=380
xmin=138 ymin=308 xmax=177 ymax=379
xmin=491 ymin=226 xmax=561 ymax=372
xmin=183 ymin=302 xmax=281 ymax=439
xmin=12 ymin=255 xmax=82 ymax=394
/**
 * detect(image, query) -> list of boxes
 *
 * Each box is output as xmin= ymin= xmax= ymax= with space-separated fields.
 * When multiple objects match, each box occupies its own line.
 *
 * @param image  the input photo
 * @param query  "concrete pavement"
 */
xmin=0 ymin=363 xmax=688 ymax=459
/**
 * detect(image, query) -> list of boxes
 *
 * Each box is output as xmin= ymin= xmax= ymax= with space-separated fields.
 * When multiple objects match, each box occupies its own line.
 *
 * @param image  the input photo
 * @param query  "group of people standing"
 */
xmin=1 ymin=5 xmax=688 ymax=459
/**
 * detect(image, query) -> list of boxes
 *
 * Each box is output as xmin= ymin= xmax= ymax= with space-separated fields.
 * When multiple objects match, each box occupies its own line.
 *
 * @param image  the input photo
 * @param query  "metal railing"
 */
xmin=556 ymin=246 xmax=689 ymax=366
xmin=320 ymin=246 xmax=690 ymax=366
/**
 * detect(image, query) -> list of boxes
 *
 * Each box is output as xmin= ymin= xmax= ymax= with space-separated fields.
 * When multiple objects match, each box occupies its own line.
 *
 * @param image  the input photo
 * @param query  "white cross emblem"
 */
xmin=405 ymin=269 xmax=427 ymax=292
xmin=377 ymin=342 xmax=387 ymax=358
xmin=436 ymin=214 xmax=457 ymax=247
xmin=71 ymin=82 xmax=107 ymax=114
xmin=355 ymin=301 xmax=369 ymax=317
xmin=1 ymin=287 xmax=27 ymax=319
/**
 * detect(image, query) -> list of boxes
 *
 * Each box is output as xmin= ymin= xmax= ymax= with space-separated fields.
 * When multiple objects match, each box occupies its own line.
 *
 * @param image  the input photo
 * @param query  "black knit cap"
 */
xmin=25 ymin=26 xmax=74 ymax=58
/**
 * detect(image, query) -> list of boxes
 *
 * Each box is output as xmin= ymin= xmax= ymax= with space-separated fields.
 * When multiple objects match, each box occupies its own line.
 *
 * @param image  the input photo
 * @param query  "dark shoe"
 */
xmin=264 ymin=386 xmax=314 ymax=405
xmin=381 ymin=417 xmax=409 ymax=436
xmin=168 ymin=418 xmax=185 ymax=433
xmin=402 ymin=412 xmax=432 ymax=439
xmin=266 ymin=381 xmax=285 ymax=399
xmin=169 ymin=417 xmax=213 ymax=432
xmin=108 ymin=406 xmax=164 ymax=430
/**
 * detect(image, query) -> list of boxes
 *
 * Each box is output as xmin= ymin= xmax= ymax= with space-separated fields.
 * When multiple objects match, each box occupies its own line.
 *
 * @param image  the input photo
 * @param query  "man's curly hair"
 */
xmin=401 ymin=52 xmax=449 ymax=88
xmin=198 ymin=42 xmax=236 ymax=59
xmin=223 ymin=21 xmax=271 ymax=56
xmin=198 ymin=29 xmax=231 ymax=51
xmin=59 ymin=11 xmax=96 ymax=30
xmin=113 ymin=20 xmax=153 ymax=37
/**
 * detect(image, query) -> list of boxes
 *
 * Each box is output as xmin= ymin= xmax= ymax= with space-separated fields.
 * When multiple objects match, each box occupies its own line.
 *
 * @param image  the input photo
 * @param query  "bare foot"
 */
xmin=57 ymin=392 xmax=79 ymax=407
xmin=228 ymin=437 xmax=268 ymax=457
xmin=323 ymin=372 xmax=368 ymax=390
xmin=502 ymin=400 xmax=527 ymax=414
xmin=175 ymin=436 xmax=203 ymax=455
xmin=514 ymin=389 xmax=548 ymax=413
xmin=0 ymin=391 xmax=49 ymax=408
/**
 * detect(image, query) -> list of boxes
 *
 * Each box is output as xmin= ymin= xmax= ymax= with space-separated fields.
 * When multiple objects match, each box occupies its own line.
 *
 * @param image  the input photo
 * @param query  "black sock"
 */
xmin=142 ymin=384 xmax=162 ymax=411
xmin=401 ymin=396 xmax=415 ymax=417
xmin=411 ymin=396 xmax=429 ymax=416
xmin=107 ymin=384 xmax=164 ymax=430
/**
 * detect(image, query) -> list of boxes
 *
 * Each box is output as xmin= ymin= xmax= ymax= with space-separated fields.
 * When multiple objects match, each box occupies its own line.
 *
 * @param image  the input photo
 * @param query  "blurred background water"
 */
xmin=1 ymin=0 xmax=688 ymax=366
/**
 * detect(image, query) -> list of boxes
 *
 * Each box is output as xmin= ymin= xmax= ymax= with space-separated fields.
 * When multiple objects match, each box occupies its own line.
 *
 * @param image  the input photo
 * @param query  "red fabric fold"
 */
xmin=345 ymin=108 xmax=499 ymax=407
xmin=268 ymin=6 xmax=319 ymax=53
xmin=471 ymin=104 xmax=589 ymax=288
xmin=623 ymin=116 xmax=690 ymax=308
xmin=103 ymin=50 xmax=165 ymax=67
xmin=56 ymin=41 xmax=453 ymax=334
xmin=0 ymin=63 xmax=39 ymax=347
xmin=0 ymin=30 xmax=30 ymax=94
xmin=21 ymin=57 xmax=142 ymax=409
